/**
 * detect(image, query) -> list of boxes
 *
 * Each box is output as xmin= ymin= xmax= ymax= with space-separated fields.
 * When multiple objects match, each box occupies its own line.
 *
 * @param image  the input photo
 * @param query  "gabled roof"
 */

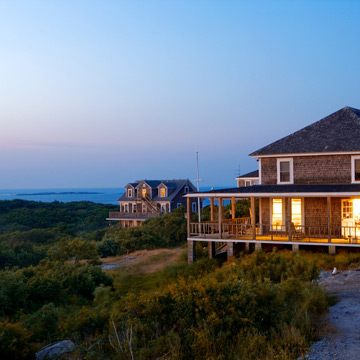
xmin=236 ymin=170 xmax=259 ymax=179
xmin=118 ymin=179 xmax=197 ymax=202
xmin=250 ymin=106 xmax=360 ymax=156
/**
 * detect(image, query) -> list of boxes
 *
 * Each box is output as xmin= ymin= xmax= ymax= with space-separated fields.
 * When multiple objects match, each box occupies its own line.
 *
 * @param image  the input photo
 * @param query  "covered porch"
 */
xmin=185 ymin=184 xmax=360 ymax=264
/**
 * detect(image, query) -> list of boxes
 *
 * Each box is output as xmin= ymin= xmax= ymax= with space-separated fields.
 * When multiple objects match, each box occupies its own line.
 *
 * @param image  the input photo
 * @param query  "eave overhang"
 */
xmin=184 ymin=184 xmax=360 ymax=198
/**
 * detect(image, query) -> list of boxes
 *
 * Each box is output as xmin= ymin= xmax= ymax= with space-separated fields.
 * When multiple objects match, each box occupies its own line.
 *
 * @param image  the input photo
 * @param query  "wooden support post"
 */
xmin=208 ymin=241 xmax=215 ymax=259
xmin=231 ymin=197 xmax=236 ymax=220
xmin=329 ymin=245 xmax=336 ymax=255
xmin=327 ymin=197 xmax=332 ymax=243
xmin=227 ymin=242 xmax=234 ymax=261
xmin=255 ymin=243 xmax=262 ymax=250
xmin=287 ymin=197 xmax=291 ymax=242
xmin=292 ymin=244 xmax=299 ymax=252
xmin=218 ymin=197 xmax=223 ymax=239
xmin=251 ymin=197 xmax=256 ymax=240
xmin=188 ymin=240 xmax=196 ymax=264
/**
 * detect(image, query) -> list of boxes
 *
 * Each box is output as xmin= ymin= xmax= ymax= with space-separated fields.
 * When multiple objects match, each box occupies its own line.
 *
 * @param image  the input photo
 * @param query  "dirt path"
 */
xmin=306 ymin=270 xmax=360 ymax=359
xmin=100 ymin=248 xmax=184 ymax=274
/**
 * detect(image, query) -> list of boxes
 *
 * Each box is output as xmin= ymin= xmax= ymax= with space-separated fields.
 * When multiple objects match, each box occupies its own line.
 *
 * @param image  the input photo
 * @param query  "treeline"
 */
xmin=0 ymin=250 xmax=329 ymax=359
xmin=0 ymin=200 xmax=188 ymax=270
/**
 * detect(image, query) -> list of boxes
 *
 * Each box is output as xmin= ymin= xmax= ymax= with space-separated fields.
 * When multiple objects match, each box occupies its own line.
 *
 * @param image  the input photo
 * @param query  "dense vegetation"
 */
xmin=2 ymin=199 xmax=356 ymax=359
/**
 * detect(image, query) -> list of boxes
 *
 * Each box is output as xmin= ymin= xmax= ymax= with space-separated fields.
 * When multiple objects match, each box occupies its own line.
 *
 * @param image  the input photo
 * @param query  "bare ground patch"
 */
xmin=100 ymin=248 xmax=184 ymax=274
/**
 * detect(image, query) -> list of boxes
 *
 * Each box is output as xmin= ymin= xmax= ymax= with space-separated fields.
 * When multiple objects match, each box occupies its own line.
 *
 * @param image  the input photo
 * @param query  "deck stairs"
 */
xmin=215 ymin=241 xmax=227 ymax=255
xmin=142 ymin=195 xmax=161 ymax=215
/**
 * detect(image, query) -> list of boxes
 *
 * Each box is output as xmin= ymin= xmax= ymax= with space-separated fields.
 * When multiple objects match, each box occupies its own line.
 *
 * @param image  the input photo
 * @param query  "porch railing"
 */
xmin=189 ymin=220 xmax=360 ymax=244
xmin=108 ymin=212 xmax=159 ymax=220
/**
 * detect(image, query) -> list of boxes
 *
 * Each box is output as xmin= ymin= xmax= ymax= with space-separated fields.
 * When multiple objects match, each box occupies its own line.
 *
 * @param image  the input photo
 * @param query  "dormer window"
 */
xmin=127 ymin=188 xmax=133 ymax=197
xmin=142 ymin=189 xmax=147 ymax=197
xmin=160 ymin=188 xmax=166 ymax=197
xmin=184 ymin=185 xmax=189 ymax=194
xmin=277 ymin=158 xmax=293 ymax=184
xmin=352 ymin=156 xmax=360 ymax=183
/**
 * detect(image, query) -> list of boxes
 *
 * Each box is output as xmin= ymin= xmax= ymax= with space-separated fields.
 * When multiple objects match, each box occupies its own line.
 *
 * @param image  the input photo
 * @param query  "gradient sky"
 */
xmin=1 ymin=0 xmax=360 ymax=189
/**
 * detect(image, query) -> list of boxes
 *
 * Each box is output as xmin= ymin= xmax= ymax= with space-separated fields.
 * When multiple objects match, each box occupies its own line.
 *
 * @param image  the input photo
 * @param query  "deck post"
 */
xmin=208 ymin=241 xmax=215 ymax=259
xmin=286 ymin=197 xmax=291 ymax=242
xmin=227 ymin=242 xmax=234 ymax=261
xmin=251 ymin=197 xmax=256 ymax=240
xmin=188 ymin=240 xmax=196 ymax=264
xmin=327 ymin=197 xmax=332 ymax=243
xmin=328 ymin=245 xmax=336 ymax=255
xmin=292 ymin=244 xmax=299 ymax=252
xmin=218 ymin=197 xmax=223 ymax=239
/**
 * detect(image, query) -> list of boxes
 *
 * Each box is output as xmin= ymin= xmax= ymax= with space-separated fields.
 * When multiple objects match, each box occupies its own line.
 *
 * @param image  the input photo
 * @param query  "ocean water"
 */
xmin=0 ymin=188 xmax=125 ymax=205
xmin=0 ymin=186 xmax=233 ymax=205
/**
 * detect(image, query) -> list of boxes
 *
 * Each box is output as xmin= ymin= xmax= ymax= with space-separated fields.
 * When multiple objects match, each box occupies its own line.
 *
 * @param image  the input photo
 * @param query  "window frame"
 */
xmin=351 ymin=156 xmax=360 ymax=183
xmin=270 ymin=198 xmax=285 ymax=231
xmin=127 ymin=188 xmax=133 ymax=197
xmin=277 ymin=158 xmax=294 ymax=184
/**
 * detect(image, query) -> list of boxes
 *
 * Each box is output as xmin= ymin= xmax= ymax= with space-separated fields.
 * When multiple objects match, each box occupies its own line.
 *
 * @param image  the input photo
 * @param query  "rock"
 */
xmin=35 ymin=340 xmax=75 ymax=360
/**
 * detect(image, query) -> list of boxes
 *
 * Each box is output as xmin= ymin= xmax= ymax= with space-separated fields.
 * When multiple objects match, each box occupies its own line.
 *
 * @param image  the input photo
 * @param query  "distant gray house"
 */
xmin=236 ymin=170 xmax=259 ymax=187
xmin=185 ymin=106 xmax=360 ymax=263
xmin=107 ymin=179 xmax=198 ymax=227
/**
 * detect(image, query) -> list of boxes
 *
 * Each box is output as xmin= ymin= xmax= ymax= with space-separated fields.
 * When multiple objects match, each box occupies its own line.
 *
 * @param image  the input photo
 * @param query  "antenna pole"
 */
xmin=196 ymin=151 xmax=201 ymax=222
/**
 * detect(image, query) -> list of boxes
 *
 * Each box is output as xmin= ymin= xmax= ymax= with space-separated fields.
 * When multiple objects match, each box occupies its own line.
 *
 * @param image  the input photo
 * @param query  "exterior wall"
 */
xmin=304 ymin=197 xmax=342 ymax=230
xmin=261 ymin=155 xmax=352 ymax=185
xmin=237 ymin=178 xmax=259 ymax=187
xmin=260 ymin=197 xmax=342 ymax=231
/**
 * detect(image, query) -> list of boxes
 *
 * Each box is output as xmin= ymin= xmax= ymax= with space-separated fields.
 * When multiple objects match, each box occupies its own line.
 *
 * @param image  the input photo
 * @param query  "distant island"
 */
xmin=16 ymin=191 xmax=103 ymax=196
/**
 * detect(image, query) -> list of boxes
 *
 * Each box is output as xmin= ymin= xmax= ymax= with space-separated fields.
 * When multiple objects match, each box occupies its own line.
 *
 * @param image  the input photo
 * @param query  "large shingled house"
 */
xmin=107 ymin=179 xmax=198 ymax=227
xmin=185 ymin=106 xmax=360 ymax=263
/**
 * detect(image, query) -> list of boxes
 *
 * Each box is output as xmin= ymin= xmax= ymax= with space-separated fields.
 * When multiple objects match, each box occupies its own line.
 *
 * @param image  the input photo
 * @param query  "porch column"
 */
xmin=210 ymin=197 xmax=215 ymax=221
xmin=218 ymin=197 xmax=223 ymax=239
xmin=187 ymin=197 xmax=191 ymax=236
xmin=231 ymin=197 xmax=236 ymax=220
xmin=209 ymin=197 xmax=215 ymax=256
xmin=250 ymin=197 xmax=256 ymax=240
xmin=210 ymin=197 xmax=215 ymax=235
xmin=327 ymin=197 xmax=332 ymax=243
xmin=286 ymin=197 xmax=291 ymax=242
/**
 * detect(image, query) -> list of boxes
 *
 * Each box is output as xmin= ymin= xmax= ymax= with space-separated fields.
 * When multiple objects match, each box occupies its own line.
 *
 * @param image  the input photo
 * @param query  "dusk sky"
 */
xmin=1 ymin=1 xmax=360 ymax=189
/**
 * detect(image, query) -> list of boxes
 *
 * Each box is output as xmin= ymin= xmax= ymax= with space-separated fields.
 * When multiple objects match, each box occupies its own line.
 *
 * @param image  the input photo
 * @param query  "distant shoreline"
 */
xmin=16 ymin=191 xmax=103 ymax=196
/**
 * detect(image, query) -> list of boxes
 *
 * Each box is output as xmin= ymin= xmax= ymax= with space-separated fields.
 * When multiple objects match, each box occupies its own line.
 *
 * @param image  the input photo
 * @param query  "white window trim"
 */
xmin=127 ymin=188 xmax=133 ymax=197
xmin=351 ymin=156 xmax=360 ymax=183
xmin=132 ymin=203 xmax=137 ymax=213
xmin=277 ymin=158 xmax=294 ymax=184
xmin=160 ymin=188 xmax=166 ymax=197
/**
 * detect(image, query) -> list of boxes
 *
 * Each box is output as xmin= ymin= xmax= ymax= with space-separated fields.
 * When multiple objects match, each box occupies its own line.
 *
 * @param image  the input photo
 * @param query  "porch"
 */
xmin=185 ymin=184 xmax=360 ymax=264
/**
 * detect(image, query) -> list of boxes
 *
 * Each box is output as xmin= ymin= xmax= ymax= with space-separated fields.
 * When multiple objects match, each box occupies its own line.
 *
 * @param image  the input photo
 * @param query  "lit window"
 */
xmin=272 ymin=199 xmax=283 ymax=230
xmin=352 ymin=156 xmax=360 ymax=183
xmin=342 ymin=200 xmax=353 ymax=219
xmin=277 ymin=158 xmax=293 ymax=184
xmin=291 ymin=199 xmax=302 ymax=226
xmin=142 ymin=189 xmax=147 ymax=197
xmin=160 ymin=188 xmax=166 ymax=197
